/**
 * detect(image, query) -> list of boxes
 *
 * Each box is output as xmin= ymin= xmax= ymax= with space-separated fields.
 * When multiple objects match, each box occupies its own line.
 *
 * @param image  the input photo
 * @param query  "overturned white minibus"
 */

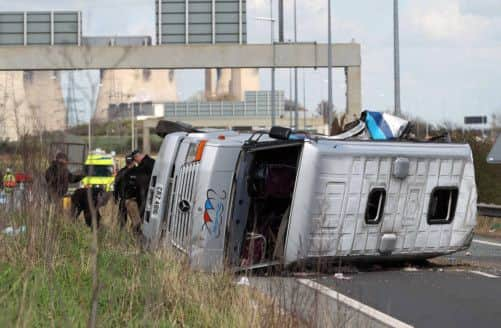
xmin=142 ymin=122 xmax=477 ymax=272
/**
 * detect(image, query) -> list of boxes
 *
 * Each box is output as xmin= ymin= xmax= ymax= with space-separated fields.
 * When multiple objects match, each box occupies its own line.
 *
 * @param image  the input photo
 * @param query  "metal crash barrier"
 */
xmin=478 ymin=203 xmax=501 ymax=218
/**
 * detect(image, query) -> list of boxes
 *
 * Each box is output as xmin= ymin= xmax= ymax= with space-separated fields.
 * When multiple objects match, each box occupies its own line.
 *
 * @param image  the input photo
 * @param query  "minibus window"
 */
xmin=185 ymin=143 xmax=198 ymax=162
xmin=365 ymin=188 xmax=386 ymax=224
xmin=428 ymin=187 xmax=458 ymax=224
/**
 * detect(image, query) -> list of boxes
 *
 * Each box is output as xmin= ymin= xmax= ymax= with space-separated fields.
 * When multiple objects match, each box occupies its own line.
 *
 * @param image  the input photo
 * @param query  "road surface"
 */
xmin=313 ymin=235 xmax=501 ymax=327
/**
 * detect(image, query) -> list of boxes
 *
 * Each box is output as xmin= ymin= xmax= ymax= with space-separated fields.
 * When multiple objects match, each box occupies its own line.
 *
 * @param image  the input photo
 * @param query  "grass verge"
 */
xmin=0 ymin=207 xmax=294 ymax=327
xmin=475 ymin=216 xmax=501 ymax=238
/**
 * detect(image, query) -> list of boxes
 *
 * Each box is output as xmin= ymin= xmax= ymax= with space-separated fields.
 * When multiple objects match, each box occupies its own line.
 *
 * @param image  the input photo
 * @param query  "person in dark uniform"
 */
xmin=129 ymin=150 xmax=155 ymax=218
xmin=131 ymin=150 xmax=155 ymax=175
xmin=113 ymin=156 xmax=136 ymax=229
xmin=71 ymin=187 xmax=105 ymax=228
xmin=45 ymin=152 xmax=83 ymax=202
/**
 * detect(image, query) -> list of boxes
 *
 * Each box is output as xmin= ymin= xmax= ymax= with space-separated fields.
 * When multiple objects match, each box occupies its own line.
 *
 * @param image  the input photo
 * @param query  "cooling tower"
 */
xmin=94 ymin=69 xmax=178 ymax=122
xmin=230 ymin=68 xmax=260 ymax=101
xmin=205 ymin=68 xmax=260 ymax=101
xmin=0 ymin=70 xmax=66 ymax=141
xmin=215 ymin=68 xmax=232 ymax=98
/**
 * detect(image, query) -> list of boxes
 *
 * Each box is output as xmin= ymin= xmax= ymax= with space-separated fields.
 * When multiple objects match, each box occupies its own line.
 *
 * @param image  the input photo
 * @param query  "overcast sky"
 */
xmin=1 ymin=0 xmax=500 ymax=125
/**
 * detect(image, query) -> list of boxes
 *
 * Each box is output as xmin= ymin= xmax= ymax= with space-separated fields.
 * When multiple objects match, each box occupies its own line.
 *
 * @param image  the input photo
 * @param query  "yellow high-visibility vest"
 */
xmin=3 ymin=173 xmax=16 ymax=192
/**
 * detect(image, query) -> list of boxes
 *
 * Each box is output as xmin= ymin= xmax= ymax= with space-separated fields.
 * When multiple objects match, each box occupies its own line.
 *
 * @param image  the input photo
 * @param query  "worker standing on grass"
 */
xmin=130 ymin=150 xmax=155 ymax=218
xmin=123 ymin=165 xmax=142 ymax=238
xmin=45 ymin=153 xmax=83 ymax=202
xmin=3 ymin=168 xmax=16 ymax=193
xmin=3 ymin=168 xmax=16 ymax=210
xmin=113 ymin=155 xmax=137 ymax=229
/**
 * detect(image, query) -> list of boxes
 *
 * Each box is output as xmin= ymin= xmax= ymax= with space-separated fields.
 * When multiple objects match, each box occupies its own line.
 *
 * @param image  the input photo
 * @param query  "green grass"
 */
xmin=469 ymin=138 xmax=501 ymax=204
xmin=0 ymin=209 xmax=288 ymax=327
xmin=475 ymin=216 xmax=501 ymax=237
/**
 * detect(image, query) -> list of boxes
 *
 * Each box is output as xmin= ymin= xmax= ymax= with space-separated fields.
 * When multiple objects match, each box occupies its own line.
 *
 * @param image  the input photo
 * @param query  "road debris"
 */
xmin=333 ymin=272 xmax=352 ymax=280
xmin=403 ymin=267 xmax=418 ymax=272
xmin=2 ymin=225 xmax=26 ymax=236
xmin=236 ymin=276 xmax=250 ymax=286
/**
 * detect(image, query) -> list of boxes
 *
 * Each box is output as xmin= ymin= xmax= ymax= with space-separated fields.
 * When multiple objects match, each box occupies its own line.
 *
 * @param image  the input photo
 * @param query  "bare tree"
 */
xmin=43 ymin=44 xmax=133 ymax=328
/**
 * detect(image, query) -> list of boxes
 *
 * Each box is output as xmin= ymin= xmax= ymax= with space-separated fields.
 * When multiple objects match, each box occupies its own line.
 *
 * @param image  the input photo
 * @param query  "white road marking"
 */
xmin=472 ymin=239 xmax=501 ymax=248
xmin=469 ymin=270 xmax=499 ymax=279
xmin=455 ymin=269 xmax=499 ymax=279
xmin=297 ymin=279 xmax=413 ymax=328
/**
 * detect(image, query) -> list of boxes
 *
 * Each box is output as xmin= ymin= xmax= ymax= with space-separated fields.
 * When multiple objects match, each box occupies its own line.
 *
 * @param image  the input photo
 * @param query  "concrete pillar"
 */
xmin=143 ymin=123 xmax=151 ymax=154
xmin=345 ymin=66 xmax=362 ymax=120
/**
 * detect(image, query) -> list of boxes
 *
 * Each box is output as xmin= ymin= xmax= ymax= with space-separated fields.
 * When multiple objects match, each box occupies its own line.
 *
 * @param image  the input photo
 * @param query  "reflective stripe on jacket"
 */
xmin=3 ymin=173 xmax=16 ymax=190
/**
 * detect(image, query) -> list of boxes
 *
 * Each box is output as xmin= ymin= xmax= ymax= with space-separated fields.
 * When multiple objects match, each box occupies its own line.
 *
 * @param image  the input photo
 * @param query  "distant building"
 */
xmin=108 ymin=102 xmax=164 ymax=121
xmin=106 ymin=91 xmax=285 ymax=122
xmin=164 ymin=91 xmax=285 ymax=119
xmin=139 ymin=90 xmax=327 ymax=150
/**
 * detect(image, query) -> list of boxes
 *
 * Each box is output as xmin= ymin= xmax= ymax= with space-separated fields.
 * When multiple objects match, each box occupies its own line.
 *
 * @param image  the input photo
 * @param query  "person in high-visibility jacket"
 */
xmin=3 ymin=168 xmax=16 ymax=193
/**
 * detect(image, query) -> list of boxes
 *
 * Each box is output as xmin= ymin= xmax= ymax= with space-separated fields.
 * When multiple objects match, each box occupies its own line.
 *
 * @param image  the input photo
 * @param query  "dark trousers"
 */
xmin=72 ymin=206 xmax=101 ymax=228
xmin=71 ymin=188 xmax=102 ymax=228
xmin=117 ymin=199 xmax=128 ymax=229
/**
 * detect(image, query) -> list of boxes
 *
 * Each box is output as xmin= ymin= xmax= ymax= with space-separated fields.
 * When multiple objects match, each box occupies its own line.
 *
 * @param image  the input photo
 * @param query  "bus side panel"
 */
xmin=189 ymin=145 xmax=240 ymax=272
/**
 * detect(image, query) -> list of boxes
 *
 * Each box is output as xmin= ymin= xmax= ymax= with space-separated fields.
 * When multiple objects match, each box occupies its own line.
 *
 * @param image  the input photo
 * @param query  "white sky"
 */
xmin=1 ymin=0 xmax=500 ymax=125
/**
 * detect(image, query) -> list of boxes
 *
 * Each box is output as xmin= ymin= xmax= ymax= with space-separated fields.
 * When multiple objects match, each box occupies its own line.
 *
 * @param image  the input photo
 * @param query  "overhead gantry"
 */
xmin=0 ymin=42 xmax=361 ymax=115
xmin=0 ymin=42 xmax=362 ymax=149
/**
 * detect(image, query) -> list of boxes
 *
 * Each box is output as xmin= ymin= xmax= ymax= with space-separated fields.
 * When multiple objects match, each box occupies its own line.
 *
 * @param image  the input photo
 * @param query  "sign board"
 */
xmin=487 ymin=135 xmax=501 ymax=164
xmin=0 ymin=11 xmax=81 ymax=46
xmin=156 ymin=0 xmax=247 ymax=44
xmin=464 ymin=116 xmax=488 ymax=125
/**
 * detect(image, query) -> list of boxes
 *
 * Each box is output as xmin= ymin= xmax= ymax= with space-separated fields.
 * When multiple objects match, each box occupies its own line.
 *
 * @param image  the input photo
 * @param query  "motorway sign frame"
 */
xmin=0 ymin=11 xmax=81 ymax=46
xmin=464 ymin=116 xmax=488 ymax=125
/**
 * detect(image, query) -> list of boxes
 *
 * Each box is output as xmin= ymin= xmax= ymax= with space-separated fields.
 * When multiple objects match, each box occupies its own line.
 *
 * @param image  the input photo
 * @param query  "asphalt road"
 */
xmin=471 ymin=236 xmax=501 ymax=257
xmin=315 ymin=236 xmax=501 ymax=328
xmin=439 ymin=236 xmax=501 ymax=274
xmin=316 ymin=269 xmax=501 ymax=328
